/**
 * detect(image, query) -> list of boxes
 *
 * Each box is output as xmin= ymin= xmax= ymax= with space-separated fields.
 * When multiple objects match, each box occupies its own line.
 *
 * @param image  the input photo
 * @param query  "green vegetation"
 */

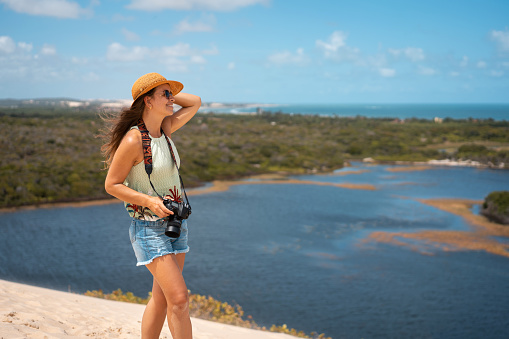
xmin=1 ymin=108 xmax=508 ymax=208
xmin=481 ymin=191 xmax=509 ymax=225
xmin=85 ymin=289 xmax=331 ymax=339
xmin=454 ymin=143 xmax=509 ymax=165
xmin=0 ymin=113 xmax=105 ymax=207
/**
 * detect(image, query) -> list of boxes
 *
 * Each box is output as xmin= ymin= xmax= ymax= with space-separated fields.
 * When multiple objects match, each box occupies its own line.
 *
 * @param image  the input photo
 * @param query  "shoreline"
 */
xmin=363 ymin=157 xmax=508 ymax=170
xmin=2 ymin=159 xmax=506 ymax=213
xmin=0 ymin=279 xmax=296 ymax=339
xmin=1 ymin=161 xmax=506 ymax=213
xmin=0 ymin=173 xmax=376 ymax=213
xmin=0 ymin=197 xmax=121 ymax=213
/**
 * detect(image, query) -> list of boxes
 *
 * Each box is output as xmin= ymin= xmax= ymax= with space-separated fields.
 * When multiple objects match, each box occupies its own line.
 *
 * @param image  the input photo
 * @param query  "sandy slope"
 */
xmin=0 ymin=279 xmax=295 ymax=339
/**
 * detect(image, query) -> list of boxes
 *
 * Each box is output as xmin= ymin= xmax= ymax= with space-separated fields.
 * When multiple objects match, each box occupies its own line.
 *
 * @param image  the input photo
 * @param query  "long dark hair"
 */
xmin=100 ymin=88 xmax=155 ymax=168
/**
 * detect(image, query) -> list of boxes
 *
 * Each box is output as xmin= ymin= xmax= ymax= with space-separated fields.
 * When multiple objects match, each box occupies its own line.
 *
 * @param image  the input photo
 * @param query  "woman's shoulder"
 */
xmin=121 ymin=127 xmax=142 ymax=148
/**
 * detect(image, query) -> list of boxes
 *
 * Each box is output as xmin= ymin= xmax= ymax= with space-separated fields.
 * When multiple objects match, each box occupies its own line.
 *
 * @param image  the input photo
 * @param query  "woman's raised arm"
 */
xmin=162 ymin=92 xmax=201 ymax=135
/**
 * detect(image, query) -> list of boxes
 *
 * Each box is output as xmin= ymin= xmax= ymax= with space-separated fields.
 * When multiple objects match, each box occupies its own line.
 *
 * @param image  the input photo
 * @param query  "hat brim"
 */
xmin=132 ymin=79 xmax=184 ymax=103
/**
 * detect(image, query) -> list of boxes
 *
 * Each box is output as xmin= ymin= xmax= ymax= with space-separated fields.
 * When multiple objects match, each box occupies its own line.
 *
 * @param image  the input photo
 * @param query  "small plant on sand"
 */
xmin=85 ymin=288 xmax=151 ymax=304
xmin=84 ymin=289 xmax=331 ymax=339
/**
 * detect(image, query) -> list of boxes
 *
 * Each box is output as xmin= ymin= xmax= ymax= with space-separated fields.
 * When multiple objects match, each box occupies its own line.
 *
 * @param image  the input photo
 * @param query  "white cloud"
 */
xmin=18 ymin=42 xmax=33 ymax=52
xmin=316 ymin=31 xmax=360 ymax=62
xmin=83 ymin=72 xmax=100 ymax=81
xmin=267 ymin=48 xmax=309 ymax=66
xmin=122 ymin=28 xmax=140 ymax=42
xmin=0 ymin=36 xmax=34 ymax=55
xmin=127 ymin=0 xmax=269 ymax=11
xmin=364 ymin=54 xmax=387 ymax=69
xmin=379 ymin=68 xmax=395 ymax=77
xmin=190 ymin=55 xmax=206 ymax=64
xmin=159 ymin=43 xmax=196 ymax=57
xmin=449 ymin=71 xmax=460 ymax=77
xmin=318 ymin=31 xmax=347 ymax=51
xmin=71 ymin=56 xmax=88 ymax=64
xmin=388 ymin=47 xmax=425 ymax=62
xmin=175 ymin=19 xmax=213 ymax=33
xmin=106 ymin=42 xmax=215 ymax=72
xmin=112 ymin=13 xmax=135 ymax=22
xmin=490 ymin=70 xmax=504 ymax=77
xmin=418 ymin=66 xmax=436 ymax=75
xmin=201 ymin=45 xmax=219 ymax=55
xmin=228 ymin=62 xmax=235 ymax=70
xmin=0 ymin=35 xmax=79 ymax=84
xmin=0 ymin=0 xmax=90 ymax=19
xmin=175 ymin=14 xmax=216 ymax=34
xmin=0 ymin=36 xmax=16 ymax=53
xmin=106 ymin=43 xmax=149 ymax=62
xmin=477 ymin=61 xmax=487 ymax=68
xmin=490 ymin=29 xmax=509 ymax=51
xmin=41 ymin=44 xmax=57 ymax=56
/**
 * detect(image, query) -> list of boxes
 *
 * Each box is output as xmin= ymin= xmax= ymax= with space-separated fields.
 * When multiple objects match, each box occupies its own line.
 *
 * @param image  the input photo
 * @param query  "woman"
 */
xmin=102 ymin=72 xmax=200 ymax=339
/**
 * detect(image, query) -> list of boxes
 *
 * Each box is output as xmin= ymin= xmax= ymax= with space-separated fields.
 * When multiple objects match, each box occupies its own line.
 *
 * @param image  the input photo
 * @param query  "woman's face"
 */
xmin=148 ymin=84 xmax=175 ymax=115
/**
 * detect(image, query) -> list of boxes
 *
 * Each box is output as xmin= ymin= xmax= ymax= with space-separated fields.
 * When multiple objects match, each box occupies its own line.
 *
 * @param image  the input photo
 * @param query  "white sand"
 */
xmin=0 ymin=279 xmax=296 ymax=339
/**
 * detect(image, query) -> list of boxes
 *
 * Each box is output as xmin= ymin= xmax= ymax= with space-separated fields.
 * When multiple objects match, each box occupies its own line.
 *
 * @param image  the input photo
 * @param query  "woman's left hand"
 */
xmin=163 ymin=92 xmax=201 ymax=134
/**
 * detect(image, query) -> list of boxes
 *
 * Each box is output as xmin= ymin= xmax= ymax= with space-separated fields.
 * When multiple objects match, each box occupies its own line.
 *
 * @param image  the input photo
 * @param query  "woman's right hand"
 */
xmin=146 ymin=196 xmax=174 ymax=219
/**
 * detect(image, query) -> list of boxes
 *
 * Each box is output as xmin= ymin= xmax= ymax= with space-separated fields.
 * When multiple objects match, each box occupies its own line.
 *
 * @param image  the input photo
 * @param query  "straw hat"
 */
xmin=131 ymin=72 xmax=184 ymax=102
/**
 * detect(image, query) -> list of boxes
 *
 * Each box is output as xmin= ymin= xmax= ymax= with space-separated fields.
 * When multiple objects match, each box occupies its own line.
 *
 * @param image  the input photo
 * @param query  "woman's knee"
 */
xmin=168 ymin=290 xmax=189 ymax=313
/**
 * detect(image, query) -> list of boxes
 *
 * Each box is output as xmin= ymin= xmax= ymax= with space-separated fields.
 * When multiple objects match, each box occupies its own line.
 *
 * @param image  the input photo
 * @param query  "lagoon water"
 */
xmin=1 ymin=163 xmax=509 ymax=338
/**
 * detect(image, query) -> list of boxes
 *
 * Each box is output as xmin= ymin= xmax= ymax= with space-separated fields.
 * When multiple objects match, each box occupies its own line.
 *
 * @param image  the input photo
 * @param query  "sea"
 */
xmin=199 ymin=103 xmax=509 ymax=121
xmin=1 ymin=162 xmax=508 ymax=339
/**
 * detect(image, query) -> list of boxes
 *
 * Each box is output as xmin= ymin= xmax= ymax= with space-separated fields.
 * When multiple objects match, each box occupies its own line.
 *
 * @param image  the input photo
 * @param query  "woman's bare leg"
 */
xmin=144 ymin=254 xmax=191 ymax=339
xmin=141 ymin=253 xmax=187 ymax=338
xmin=141 ymin=278 xmax=167 ymax=339
xmin=175 ymin=253 xmax=186 ymax=271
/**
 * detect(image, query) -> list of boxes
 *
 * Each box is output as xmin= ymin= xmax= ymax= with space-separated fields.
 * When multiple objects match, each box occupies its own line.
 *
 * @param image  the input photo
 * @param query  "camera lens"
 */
xmin=165 ymin=217 xmax=182 ymax=238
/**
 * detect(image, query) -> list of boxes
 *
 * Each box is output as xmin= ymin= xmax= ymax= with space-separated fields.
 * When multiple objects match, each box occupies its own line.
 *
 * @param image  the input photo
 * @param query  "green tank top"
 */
xmin=123 ymin=126 xmax=182 ymax=220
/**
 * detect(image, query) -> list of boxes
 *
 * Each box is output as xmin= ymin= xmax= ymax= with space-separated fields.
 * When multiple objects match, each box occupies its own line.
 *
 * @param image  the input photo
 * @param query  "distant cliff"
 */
xmin=481 ymin=191 xmax=509 ymax=225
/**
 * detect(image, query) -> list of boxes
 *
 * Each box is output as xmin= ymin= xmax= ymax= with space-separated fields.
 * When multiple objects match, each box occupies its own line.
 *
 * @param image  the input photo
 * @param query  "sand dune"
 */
xmin=0 ymin=279 xmax=296 ymax=339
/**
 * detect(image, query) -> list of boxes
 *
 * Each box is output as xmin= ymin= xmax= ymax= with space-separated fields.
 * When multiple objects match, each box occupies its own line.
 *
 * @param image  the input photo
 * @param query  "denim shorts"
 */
xmin=129 ymin=218 xmax=189 ymax=266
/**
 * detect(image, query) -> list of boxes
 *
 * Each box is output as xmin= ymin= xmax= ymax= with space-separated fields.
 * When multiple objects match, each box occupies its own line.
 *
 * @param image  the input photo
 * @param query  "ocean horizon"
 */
xmin=2 ymin=98 xmax=508 ymax=121
xmin=199 ymin=103 xmax=509 ymax=121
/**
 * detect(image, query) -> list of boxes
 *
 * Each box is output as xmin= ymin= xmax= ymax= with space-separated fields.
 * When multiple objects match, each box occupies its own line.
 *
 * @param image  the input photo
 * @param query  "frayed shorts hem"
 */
xmin=136 ymin=247 xmax=190 ymax=266
xmin=129 ymin=218 xmax=189 ymax=267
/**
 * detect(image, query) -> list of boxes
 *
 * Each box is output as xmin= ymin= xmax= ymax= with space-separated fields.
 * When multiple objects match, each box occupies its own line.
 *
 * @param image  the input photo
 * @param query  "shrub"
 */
xmin=481 ymin=191 xmax=509 ymax=225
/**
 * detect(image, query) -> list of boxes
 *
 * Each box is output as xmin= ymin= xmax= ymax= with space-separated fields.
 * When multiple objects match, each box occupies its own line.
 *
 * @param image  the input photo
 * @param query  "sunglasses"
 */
xmin=162 ymin=89 xmax=173 ymax=99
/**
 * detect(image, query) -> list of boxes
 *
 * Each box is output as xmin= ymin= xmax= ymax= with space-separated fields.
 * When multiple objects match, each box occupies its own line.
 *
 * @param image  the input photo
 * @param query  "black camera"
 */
xmin=163 ymin=199 xmax=192 ymax=238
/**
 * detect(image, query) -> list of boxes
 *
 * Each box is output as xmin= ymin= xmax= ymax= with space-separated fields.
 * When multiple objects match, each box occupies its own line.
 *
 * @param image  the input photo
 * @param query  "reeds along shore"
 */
xmin=365 ymin=198 xmax=509 ymax=258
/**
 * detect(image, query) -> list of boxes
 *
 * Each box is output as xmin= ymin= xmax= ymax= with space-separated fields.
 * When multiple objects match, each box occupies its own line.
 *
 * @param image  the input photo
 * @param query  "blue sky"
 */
xmin=0 ymin=0 xmax=508 ymax=104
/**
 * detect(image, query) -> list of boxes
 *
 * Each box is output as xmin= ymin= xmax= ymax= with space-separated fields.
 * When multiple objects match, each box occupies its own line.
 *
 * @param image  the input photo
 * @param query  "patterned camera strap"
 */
xmin=137 ymin=119 xmax=190 ymax=206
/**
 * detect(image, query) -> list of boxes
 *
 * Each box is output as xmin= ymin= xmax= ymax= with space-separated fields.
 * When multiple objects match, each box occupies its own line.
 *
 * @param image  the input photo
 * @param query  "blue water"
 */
xmin=1 ymin=163 xmax=509 ymax=339
xmin=200 ymin=103 xmax=509 ymax=121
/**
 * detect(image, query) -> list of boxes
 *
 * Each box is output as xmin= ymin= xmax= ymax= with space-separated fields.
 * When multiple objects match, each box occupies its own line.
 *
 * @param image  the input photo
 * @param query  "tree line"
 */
xmin=1 ymin=108 xmax=508 ymax=208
